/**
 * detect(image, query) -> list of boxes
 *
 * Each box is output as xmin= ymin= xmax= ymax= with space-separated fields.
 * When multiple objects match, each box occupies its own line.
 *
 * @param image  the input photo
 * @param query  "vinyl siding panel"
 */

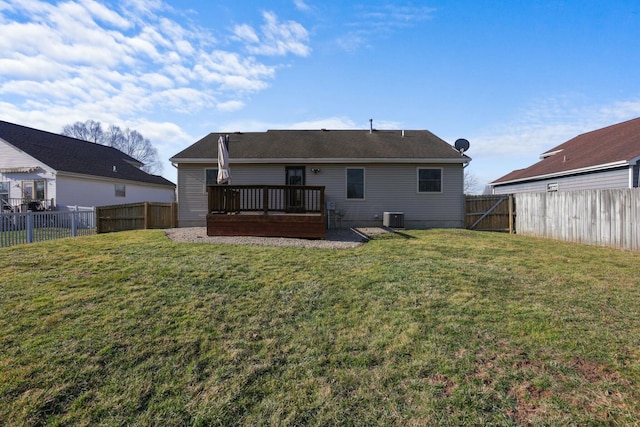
xmin=0 ymin=141 xmax=44 ymax=170
xmin=56 ymin=175 xmax=175 ymax=210
xmin=176 ymin=162 xmax=465 ymax=228
xmin=176 ymin=163 xmax=215 ymax=226
xmin=493 ymin=167 xmax=631 ymax=194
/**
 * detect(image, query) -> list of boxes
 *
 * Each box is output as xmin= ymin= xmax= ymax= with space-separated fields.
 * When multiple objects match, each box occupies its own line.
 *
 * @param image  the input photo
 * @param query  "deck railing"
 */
xmin=208 ymin=185 xmax=325 ymax=215
xmin=1 ymin=198 xmax=55 ymax=212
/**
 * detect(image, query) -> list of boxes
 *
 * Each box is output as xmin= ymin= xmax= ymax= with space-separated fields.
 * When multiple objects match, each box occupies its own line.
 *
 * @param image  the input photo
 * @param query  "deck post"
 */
xmin=263 ymin=186 xmax=269 ymax=214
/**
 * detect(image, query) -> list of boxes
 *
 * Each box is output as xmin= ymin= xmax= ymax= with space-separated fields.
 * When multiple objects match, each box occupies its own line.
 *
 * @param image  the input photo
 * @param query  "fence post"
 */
xmin=172 ymin=201 xmax=178 ymax=228
xmin=144 ymin=202 xmax=150 ymax=229
xmin=508 ymin=195 xmax=514 ymax=234
xmin=95 ymin=206 xmax=101 ymax=234
xmin=71 ymin=206 xmax=78 ymax=237
xmin=26 ymin=211 xmax=33 ymax=243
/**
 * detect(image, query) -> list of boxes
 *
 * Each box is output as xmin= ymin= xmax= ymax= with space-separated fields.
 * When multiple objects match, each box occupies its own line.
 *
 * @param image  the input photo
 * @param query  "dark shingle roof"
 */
xmin=0 ymin=120 xmax=174 ymax=187
xmin=171 ymin=129 xmax=469 ymax=163
xmin=493 ymin=117 xmax=640 ymax=184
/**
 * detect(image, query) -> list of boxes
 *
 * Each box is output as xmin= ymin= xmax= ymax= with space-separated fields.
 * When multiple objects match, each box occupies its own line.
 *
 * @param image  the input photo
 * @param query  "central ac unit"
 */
xmin=383 ymin=212 xmax=404 ymax=228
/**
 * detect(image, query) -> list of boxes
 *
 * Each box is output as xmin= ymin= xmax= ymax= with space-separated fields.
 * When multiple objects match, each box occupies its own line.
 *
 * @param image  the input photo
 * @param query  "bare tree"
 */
xmin=62 ymin=120 xmax=103 ymax=143
xmin=61 ymin=120 xmax=162 ymax=175
xmin=464 ymin=169 xmax=480 ymax=194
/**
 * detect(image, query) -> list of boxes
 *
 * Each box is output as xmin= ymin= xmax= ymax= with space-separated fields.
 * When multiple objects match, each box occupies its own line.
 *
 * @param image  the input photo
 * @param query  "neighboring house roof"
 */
xmin=171 ymin=129 xmax=470 ymax=164
xmin=492 ymin=117 xmax=640 ymax=185
xmin=0 ymin=120 xmax=174 ymax=187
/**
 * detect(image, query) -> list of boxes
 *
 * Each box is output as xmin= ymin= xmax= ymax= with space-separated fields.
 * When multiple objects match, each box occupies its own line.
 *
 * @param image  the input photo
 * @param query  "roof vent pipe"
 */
xmin=402 ymin=130 xmax=405 ymax=137
xmin=369 ymin=118 xmax=373 ymax=134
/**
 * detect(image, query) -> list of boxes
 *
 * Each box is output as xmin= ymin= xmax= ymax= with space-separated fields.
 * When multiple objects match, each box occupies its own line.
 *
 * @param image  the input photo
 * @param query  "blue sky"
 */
xmin=1 ymin=0 xmax=639 ymax=191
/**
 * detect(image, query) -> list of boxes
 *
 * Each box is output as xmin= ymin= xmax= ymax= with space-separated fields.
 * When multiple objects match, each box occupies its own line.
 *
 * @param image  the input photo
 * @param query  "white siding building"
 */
xmin=0 ymin=120 xmax=175 ymax=212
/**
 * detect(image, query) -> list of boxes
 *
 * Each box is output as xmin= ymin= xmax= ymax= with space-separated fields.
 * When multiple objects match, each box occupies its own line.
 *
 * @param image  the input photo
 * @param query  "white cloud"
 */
xmin=293 ymin=0 xmax=311 ymax=12
xmin=234 ymin=11 xmax=310 ymax=57
xmin=148 ymin=88 xmax=214 ymax=114
xmin=471 ymin=95 xmax=640 ymax=160
xmin=194 ymin=50 xmax=275 ymax=92
xmin=78 ymin=0 xmax=132 ymax=29
xmin=219 ymin=116 xmax=363 ymax=132
xmin=233 ymin=23 xmax=260 ymax=44
xmin=336 ymin=3 xmax=436 ymax=52
xmin=465 ymin=95 xmax=640 ymax=188
xmin=217 ymin=100 xmax=245 ymax=112
xmin=0 ymin=0 xmax=312 ymax=176
xmin=0 ymin=55 xmax=68 ymax=80
xmin=288 ymin=116 xmax=358 ymax=130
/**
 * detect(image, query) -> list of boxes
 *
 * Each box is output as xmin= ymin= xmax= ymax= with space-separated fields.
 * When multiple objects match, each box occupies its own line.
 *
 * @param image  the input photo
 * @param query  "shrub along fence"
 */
xmin=515 ymin=189 xmax=640 ymax=251
xmin=0 ymin=207 xmax=96 ymax=248
xmin=96 ymin=202 xmax=178 ymax=233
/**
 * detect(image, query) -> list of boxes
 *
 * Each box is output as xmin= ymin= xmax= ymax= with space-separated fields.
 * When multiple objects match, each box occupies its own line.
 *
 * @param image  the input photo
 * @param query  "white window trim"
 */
xmin=115 ymin=184 xmax=126 ymax=197
xmin=346 ymin=167 xmax=366 ymax=200
xmin=416 ymin=167 xmax=443 ymax=194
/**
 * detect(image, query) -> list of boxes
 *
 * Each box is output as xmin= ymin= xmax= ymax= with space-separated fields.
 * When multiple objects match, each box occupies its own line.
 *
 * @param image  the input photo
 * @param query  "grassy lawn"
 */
xmin=1 ymin=229 xmax=639 ymax=426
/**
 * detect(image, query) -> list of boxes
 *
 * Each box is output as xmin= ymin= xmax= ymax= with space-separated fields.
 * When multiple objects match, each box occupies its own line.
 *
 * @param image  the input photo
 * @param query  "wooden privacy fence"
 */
xmin=466 ymin=195 xmax=515 ymax=232
xmin=516 ymin=189 xmax=640 ymax=251
xmin=96 ymin=202 xmax=178 ymax=233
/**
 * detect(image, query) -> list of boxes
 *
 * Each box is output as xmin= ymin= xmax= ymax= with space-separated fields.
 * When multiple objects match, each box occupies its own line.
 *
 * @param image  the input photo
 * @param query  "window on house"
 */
xmin=115 ymin=184 xmax=126 ymax=197
xmin=417 ymin=168 xmax=442 ymax=193
xmin=204 ymin=168 xmax=218 ymax=192
xmin=346 ymin=168 xmax=365 ymax=199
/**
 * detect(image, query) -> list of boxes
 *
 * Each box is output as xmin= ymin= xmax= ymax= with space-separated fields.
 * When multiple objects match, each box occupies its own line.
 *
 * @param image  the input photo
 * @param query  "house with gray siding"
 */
xmin=490 ymin=117 xmax=640 ymax=194
xmin=170 ymin=129 xmax=471 ymax=228
xmin=0 ymin=120 xmax=176 ymax=211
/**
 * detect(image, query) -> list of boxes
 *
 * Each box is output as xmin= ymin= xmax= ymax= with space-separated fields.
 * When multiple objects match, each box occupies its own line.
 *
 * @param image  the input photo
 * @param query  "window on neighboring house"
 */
xmin=417 ymin=168 xmax=442 ymax=193
xmin=346 ymin=168 xmax=365 ymax=199
xmin=35 ymin=180 xmax=45 ymax=200
xmin=0 ymin=182 xmax=8 ymax=205
xmin=115 ymin=184 xmax=126 ymax=197
xmin=21 ymin=180 xmax=46 ymax=200
xmin=204 ymin=168 xmax=218 ymax=192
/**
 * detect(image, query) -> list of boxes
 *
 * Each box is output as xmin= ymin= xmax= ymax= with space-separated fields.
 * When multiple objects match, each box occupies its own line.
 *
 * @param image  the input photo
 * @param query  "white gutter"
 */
xmin=628 ymin=155 xmax=640 ymax=188
xmin=170 ymin=157 xmax=471 ymax=164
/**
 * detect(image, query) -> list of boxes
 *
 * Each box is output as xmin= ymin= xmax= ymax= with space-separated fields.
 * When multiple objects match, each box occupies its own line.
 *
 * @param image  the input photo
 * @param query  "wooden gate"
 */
xmin=465 ymin=195 xmax=515 ymax=232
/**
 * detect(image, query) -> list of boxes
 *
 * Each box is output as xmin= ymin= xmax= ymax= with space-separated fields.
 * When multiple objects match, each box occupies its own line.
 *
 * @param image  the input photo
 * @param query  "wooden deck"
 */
xmin=206 ymin=185 xmax=326 ymax=239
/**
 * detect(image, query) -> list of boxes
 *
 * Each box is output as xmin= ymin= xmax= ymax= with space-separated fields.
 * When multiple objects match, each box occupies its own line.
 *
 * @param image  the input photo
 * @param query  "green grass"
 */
xmin=1 ymin=227 xmax=96 ymax=247
xmin=1 ymin=229 xmax=639 ymax=426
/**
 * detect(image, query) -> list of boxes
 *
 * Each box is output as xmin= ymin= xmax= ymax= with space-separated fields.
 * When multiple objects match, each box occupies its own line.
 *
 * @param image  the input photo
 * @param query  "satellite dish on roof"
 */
xmin=454 ymin=138 xmax=470 ymax=153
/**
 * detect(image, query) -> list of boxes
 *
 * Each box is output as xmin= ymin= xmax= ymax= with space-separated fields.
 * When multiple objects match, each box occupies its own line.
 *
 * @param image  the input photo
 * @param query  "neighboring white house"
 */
xmin=0 ymin=120 xmax=176 ymax=211
xmin=170 ymin=128 xmax=471 ymax=228
xmin=490 ymin=117 xmax=640 ymax=194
